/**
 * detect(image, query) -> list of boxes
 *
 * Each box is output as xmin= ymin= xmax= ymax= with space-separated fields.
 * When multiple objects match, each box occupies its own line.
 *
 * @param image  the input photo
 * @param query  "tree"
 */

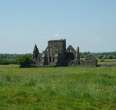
xmin=18 ymin=54 xmax=32 ymax=67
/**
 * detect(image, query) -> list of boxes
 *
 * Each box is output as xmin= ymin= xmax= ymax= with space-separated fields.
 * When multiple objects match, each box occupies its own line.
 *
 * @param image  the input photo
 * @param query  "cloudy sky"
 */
xmin=0 ymin=0 xmax=116 ymax=53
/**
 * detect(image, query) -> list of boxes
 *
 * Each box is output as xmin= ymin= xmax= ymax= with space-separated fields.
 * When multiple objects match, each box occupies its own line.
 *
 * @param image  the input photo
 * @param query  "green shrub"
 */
xmin=18 ymin=55 xmax=32 ymax=68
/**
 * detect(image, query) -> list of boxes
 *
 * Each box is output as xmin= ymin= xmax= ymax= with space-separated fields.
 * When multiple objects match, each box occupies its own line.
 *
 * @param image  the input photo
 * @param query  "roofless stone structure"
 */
xmin=32 ymin=39 xmax=97 ymax=66
xmin=32 ymin=39 xmax=79 ymax=66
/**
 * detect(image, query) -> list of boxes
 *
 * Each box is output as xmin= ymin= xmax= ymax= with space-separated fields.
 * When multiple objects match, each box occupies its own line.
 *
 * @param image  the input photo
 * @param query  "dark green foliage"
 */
xmin=0 ymin=54 xmax=32 ymax=65
xmin=17 ymin=55 xmax=32 ymax=67
xmin=0 ymin=54 xmax=18 ymax=65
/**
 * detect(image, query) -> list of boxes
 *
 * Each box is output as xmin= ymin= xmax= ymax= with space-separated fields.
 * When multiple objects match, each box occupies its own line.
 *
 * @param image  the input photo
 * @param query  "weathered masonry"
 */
xmin=32 ymin=39 xmax=97 ymax=66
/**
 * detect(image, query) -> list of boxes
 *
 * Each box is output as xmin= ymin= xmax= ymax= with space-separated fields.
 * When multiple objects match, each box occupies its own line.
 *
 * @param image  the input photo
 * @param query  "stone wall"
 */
xmin=32 ymin=39 xmax=98 ymax=67
xmin=48 ymin=39 xmax=66 ymax=66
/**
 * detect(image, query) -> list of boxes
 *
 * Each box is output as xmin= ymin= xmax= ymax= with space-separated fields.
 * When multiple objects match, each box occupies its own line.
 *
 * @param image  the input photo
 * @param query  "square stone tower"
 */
xmin=48 ymin=39 xmax=66 ymax=66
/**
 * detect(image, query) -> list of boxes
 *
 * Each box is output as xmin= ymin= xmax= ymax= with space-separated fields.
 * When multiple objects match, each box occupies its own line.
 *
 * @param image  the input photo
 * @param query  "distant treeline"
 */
xmin=93 ymin=52 xmax=116 ymax=59
xmin=81 ymin=52 xmax=116 ymax=59
xmin=0 ymin=54 xmax=32 ymax=65
xmin=0 ymin=52 xmax=116 ymax=65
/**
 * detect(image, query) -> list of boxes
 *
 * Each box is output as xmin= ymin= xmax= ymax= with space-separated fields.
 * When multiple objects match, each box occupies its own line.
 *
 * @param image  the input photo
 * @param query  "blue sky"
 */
xmin=0 ymin=0 xmax=116 ymax=53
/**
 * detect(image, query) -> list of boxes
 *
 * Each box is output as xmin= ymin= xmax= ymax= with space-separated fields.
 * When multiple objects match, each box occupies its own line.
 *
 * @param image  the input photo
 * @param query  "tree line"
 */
xmin=0 ymin=52 xmax=116 ymax=65
xmin=0 ymin=54 xmax=32 ymax=65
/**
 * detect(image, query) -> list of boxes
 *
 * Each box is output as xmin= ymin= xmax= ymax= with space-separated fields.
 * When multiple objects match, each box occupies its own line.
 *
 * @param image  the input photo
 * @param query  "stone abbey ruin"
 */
xmin=32 ymin=39 xmax=97 ymax=67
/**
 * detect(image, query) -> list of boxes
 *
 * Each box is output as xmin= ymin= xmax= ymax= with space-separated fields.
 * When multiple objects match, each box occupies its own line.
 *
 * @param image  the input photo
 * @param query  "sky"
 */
xmin=0 ymin=0 xmax=116 ymax=53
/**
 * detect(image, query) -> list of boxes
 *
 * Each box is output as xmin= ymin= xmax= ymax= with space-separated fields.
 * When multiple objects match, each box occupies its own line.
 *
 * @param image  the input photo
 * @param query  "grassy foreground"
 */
xmin=0 ymin=65 xmax=116 ymax=110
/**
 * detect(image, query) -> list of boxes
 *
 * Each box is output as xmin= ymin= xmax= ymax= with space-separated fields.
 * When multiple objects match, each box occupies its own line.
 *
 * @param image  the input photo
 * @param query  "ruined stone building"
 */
xmin=32 ymin=39 xmax=97 ymax=66
xmin=32 ymin=39 xmax=80 ymax=66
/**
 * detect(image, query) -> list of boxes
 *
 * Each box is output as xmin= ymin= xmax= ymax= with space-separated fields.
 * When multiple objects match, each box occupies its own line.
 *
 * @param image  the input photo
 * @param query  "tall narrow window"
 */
xmin=49 ymin=57 xmax=51 ymax=62
xmin=53 ymin=57 xmax=54 ymax=62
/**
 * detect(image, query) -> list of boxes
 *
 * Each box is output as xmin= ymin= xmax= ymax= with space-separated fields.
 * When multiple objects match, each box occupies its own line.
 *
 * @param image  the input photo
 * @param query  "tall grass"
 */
xmin=0 ymin=65 xmax=116 ymax=110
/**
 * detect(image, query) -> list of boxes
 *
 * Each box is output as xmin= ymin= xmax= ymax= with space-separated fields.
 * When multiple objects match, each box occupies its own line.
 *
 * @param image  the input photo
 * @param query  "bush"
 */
xmin=18 ymin=55 xmax=32 ymax=68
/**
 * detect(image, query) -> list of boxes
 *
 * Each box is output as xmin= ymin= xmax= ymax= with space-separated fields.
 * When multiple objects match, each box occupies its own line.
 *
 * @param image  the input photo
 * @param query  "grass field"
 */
xmin=0 ymin=65 xmax=116 ymax=110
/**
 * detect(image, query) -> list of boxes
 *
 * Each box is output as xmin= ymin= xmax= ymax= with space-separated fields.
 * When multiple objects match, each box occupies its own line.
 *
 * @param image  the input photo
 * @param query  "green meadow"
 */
xmin=0 ymin=65 xmax=116 ymax=110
